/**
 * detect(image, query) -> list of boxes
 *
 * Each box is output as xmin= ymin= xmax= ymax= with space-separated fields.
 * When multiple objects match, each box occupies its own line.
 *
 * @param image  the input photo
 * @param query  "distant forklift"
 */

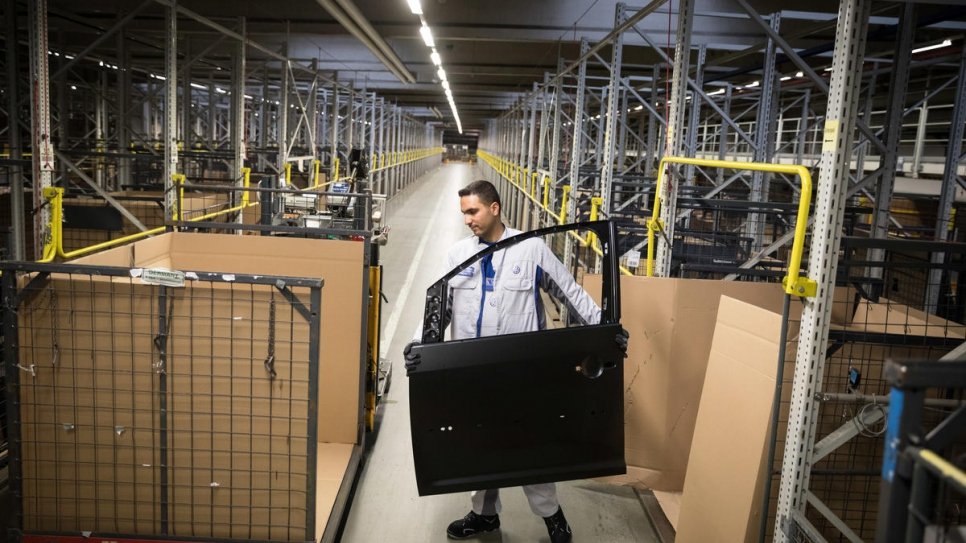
xmin=442 ymin=144 xmax=477 ymax=164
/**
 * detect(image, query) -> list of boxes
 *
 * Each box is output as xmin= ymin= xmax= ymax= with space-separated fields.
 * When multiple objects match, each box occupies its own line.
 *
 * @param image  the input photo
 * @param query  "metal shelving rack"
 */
xmin=476 ymin=1 xmax=966 ymax=541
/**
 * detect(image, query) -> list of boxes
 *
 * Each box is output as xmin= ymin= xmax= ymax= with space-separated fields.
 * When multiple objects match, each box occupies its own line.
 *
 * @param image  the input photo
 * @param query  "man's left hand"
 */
xmin=615 ymin=328 xmax=630 ymax=356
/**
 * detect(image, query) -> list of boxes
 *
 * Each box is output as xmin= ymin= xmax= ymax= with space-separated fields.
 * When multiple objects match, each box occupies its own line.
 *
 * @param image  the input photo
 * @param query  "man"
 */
xmin=404 ymin=180 xmax=627 ymax=542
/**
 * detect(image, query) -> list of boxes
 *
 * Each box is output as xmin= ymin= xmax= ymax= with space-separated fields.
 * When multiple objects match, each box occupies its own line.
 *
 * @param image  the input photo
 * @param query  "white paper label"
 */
xmin=140 ymin=268 xmax=186 ymax=288
xmin=625 ymin=250 xmax=641 ymax=268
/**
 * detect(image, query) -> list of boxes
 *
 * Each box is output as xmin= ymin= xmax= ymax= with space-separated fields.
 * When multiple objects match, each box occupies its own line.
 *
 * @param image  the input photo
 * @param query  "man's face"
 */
xmin=460 ymin=194 xmax=500 ymax=237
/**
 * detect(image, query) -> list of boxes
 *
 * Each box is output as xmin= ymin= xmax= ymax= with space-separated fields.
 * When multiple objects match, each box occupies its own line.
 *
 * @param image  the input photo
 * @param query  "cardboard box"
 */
xmin=583 ymin=273 xmax=961 ymax=538
xmin=676 ymin=296 xmax=788 ymax=543
xmin=16 ymin=233 xmax=364 ymax=540
xmin=584 ymin=276 xmax=792 ymax=491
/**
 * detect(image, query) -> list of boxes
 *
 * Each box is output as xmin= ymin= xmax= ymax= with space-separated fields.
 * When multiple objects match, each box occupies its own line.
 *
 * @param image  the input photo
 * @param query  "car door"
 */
xmin=408 ymin=220 xmax=625 ymax=496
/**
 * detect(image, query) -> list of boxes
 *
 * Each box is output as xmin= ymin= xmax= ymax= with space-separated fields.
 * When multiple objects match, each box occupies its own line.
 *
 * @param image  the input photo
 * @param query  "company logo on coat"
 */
xmin=458 ymin=266 xmax=475 ymax=277
xmin=512 ymin=265 xmax=521 ymax=274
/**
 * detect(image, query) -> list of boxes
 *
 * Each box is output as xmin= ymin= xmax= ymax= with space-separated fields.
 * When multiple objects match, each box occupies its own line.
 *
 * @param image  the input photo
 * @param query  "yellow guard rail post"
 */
xmin=241 ymin=167 xmax=252 ymax=206
xmin=542 ymin=176 xmax=551 ymax=211
xmin=585 ymin=196 xmax=603 ymax=248
xmin=173 ymin=173 xmax=187 ymax=221
xmin=646 ymin=156 xmax=816 ymax=297
xmin=40 ymin=171 xmax=262 ymax=261
xmin=558 ymin=185 xmax=571 ymax=225
xmin=37 ymin=187 xmax=64 ymax=262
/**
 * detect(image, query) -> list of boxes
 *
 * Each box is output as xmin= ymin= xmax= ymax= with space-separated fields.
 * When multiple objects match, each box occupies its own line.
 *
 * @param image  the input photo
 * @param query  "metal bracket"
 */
xmin=783 ymin=275 xmax=818 ymax=298
xmin=274 ymin=283 xmax=313 ymax=323
xmin=13 ymin=272 xmax=51 ymax=308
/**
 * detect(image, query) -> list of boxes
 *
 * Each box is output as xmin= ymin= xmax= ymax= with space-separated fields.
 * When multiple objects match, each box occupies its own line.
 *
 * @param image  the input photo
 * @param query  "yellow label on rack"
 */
xmin=822 ymin=120 xmax=840 ymax=153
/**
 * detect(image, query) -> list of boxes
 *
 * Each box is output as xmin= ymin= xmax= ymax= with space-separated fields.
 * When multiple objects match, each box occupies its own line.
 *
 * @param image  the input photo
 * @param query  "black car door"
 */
xmin=408 ymin=220 xmax=626 ymax=496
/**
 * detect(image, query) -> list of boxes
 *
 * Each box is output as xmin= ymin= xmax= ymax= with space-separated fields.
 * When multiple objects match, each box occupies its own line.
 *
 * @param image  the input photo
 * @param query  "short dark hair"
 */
xmin=458 ymin=180 xmax=502 ymax=208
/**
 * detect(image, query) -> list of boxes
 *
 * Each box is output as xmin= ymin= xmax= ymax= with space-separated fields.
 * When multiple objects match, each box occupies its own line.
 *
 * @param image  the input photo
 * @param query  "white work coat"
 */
xmin=415 ymin=226 xmax=602 ymax=342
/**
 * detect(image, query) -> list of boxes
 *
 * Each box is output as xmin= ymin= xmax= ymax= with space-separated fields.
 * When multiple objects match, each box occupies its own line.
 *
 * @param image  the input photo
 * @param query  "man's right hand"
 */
xmin=404 ymin=341 xmax=422 ymax=375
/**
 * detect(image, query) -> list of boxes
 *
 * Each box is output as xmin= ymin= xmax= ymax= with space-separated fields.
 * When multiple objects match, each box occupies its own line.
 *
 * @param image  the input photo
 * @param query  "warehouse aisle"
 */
xmin=341 ymin=162 xmax=659 ymax=542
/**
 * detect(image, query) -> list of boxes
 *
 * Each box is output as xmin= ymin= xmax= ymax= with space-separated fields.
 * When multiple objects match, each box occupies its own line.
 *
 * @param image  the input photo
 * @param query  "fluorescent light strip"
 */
xmin=413 ymin=11 xmax=461 ymax=133
xmin=912 ymin=39 xmax=952 ymax=54
xmin=420 ymin=24 xmax=435 ymax=47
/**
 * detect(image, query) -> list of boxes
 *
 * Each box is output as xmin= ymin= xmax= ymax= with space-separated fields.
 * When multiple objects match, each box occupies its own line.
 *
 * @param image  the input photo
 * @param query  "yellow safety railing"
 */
xmin=311 ymin=147 xmax=443 ymax=191
xmin=174 ymin=169 xmax=256 ymax=224
xmin=477 ymin=150 xmax=633 ymax=276
xmin=646 ymin=156 xmax=815 ymax=297
xmin=37 ymin=169 xmax=259 ymax=261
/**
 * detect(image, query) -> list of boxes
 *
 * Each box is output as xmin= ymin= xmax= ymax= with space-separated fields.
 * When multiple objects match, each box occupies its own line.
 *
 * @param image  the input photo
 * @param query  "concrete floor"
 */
xmin=340 ymin=162 xmax=659 ymax=543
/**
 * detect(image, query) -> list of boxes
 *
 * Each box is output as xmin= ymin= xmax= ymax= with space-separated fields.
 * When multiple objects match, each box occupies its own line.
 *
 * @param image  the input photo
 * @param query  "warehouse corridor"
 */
xmin=340 ymin=163 xmax=659 ymax=542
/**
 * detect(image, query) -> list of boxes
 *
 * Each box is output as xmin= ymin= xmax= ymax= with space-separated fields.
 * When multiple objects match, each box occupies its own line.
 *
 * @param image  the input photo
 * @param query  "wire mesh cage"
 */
xmin=2 ymin=262 xmax=326 ymax=542
xmin=754 ymin=242 xmax=966 ymax=542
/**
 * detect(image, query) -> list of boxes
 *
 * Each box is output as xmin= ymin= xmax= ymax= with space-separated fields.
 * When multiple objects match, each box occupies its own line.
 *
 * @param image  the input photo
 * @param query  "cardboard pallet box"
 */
xmin=583 ymin=275 xmax=822 ymax=491
xmin=674 ymin=293 xmax=963 ymax=543
xmin=12 ymin=232 xmax=366 ymax=542
xmin=587 ymin=274 xmax=963 ymax=542
xmin=584 ymin=276 xmax=966 ymax=540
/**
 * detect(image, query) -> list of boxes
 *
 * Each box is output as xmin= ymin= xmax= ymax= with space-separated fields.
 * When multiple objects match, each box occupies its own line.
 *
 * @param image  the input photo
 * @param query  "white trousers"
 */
xmin=471 ymin=483 xmax=559 ymax=518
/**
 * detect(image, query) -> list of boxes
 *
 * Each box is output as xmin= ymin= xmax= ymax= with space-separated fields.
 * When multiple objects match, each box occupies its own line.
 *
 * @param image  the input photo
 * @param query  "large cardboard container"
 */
xmin=584 ymin=276 xmax=792 ymax=490
xmin=14 ymin=233 xmax=365 ymax=541
xmin=680 ymin=296 xmax=963 ymax=541
xmin=584 ymin=275 xmax=865 ymax=492
xmin=676 ymin=296 xmax=786 ymax=543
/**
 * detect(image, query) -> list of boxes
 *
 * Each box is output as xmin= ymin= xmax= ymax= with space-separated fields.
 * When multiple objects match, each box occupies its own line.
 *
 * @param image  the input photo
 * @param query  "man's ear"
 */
xmin=490 ymin=201 xmax=501 ymax=216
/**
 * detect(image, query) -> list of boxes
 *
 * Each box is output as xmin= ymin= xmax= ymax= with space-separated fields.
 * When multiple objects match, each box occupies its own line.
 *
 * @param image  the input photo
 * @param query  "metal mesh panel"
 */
xmin=764 ymin=246 xmax=966 ymax=541
xmin=8 ymin=268 xmax=320 ymax=541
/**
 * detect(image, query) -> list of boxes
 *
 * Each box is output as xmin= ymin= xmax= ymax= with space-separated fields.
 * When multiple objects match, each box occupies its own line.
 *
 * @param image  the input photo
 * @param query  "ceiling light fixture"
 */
xmin=414 ymin=10 xmax=460 ymax=133
xmin=912 ymin=39 xmax=953 ymax=54
xmin=795 ymin=71 xmax=804 ymax=78
xmin=420 ymin=24 xmax=435 ymax=47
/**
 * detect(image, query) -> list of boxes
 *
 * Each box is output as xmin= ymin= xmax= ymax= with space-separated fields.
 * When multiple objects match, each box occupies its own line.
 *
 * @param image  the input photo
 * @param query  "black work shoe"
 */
xmin=446 ymin=511 xmax=501 ymax=539
xmin=544 ymin=507 xmax=573 ymax=543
